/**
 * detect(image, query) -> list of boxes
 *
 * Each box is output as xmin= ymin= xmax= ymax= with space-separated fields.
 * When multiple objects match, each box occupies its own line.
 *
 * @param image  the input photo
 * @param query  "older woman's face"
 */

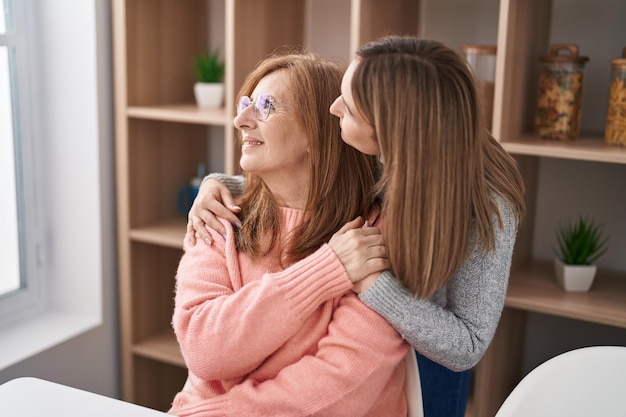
xmin=329 ymin=58 xmax=379 ymax=156
xmin=234 ymin=70 xmax=309 ymax=179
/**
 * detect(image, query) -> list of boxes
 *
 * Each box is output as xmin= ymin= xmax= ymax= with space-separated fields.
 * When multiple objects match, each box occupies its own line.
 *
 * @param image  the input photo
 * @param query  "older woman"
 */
xmin=169 ymin=53 xmax=409 ymax=417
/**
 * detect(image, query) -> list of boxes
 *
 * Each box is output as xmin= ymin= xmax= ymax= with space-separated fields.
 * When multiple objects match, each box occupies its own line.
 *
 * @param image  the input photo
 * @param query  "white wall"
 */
xmin=0 ymin=0 xmax=118 ymax=398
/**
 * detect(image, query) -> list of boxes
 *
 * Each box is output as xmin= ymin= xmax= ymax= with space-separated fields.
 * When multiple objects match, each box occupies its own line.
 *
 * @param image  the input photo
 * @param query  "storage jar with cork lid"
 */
xmin=535 ymin=44 xmax=589 ymax=141
xmin=605 ymin=47 xmax=626 ymax=146
xmin=461 ymin=44 xmax=497 ymax=131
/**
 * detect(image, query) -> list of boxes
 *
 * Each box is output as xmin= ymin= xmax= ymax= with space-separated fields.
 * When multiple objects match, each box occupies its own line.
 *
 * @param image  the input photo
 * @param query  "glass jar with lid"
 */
xmin=535 ymin=44 xmax=589 ymax=141
xmin=605 ymin=47 xmax=626 ymax=146
xmin=461 ymin=44 xmax=497 ymax=131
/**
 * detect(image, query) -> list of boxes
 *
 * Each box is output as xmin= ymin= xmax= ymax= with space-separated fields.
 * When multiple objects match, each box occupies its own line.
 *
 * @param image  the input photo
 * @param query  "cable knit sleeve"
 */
xmin=176 ymin=294 xmax=409 ymax=417
xmin=359 ymin=196 xmax=518 ymax=371
xmin=173 ymin=222 xmax=353 ymax=382
xmin=202 ymin=173 xmax=245 ymax=197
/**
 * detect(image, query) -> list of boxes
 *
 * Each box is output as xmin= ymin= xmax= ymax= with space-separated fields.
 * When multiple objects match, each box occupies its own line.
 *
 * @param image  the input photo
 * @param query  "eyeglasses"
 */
xmin=237 ymin=93 xmax=278 ymax=120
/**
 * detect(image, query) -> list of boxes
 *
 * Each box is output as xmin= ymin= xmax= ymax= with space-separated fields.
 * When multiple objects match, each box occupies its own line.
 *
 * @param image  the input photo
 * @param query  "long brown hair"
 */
xmin=353 ymin=36 xmax=525 ymax=298
xmin=236 ymin=53 xmax=378 ymax=265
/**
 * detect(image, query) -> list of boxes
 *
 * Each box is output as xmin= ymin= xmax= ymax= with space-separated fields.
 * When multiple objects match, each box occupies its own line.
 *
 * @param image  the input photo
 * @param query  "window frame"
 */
xmin=0 ymin=0 xmax=46 ymax=327
xmin=0 ymin=0 xmax=105 ymax=370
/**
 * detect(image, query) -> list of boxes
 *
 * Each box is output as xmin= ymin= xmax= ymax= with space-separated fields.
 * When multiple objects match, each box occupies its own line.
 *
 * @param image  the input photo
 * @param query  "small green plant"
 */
xmin=554 ymin=216 xmax=609 ymax=265
xmin=194 ymin=48 xmax=225 ymax=83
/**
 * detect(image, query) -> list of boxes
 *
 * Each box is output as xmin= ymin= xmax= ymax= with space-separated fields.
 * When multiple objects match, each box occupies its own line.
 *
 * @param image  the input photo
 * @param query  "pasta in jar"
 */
xmin=605 ymin=48 xmax=626 ymax=146
xmin=535 ymin=44 xmax=589 ymax=141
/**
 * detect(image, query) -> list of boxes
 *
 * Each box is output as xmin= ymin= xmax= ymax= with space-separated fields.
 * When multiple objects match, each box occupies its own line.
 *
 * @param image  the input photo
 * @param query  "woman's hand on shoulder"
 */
xmin=185 ymin=179 xmax=241 ymax=246
xmin=328 ymin=217 xmax=389 ymax=293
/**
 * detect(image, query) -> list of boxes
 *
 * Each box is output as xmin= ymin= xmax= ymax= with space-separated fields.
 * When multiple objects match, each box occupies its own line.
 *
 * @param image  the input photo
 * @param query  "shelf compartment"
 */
xmin=130 ymin=217 xmax=186 ymax=249
xmin=133 ymin=330 xmax=185 ymax=368
xmin=231 ymin=0 xmax=306 ymax=96
xmin=127 ymin=119 xmax=208 ymax=227
xmin=124 ymin=0 xmax=208 ymax=107
xmin=506 ymin=260 xmax=626 ymax=328
xmin=501 ymin=134 xmax=626 ymax=165
xmin=133 ymin=356 xmax=188 ymax=412
xmin=128 ymin=104 xmax=230 ymax=126
xmin=354 ymin=0 xmax=420 ymax=52
xmin=493 ymin=0 xmax=552 ymax=143
xmin=130 ymin=243 xmax=180 ymax=340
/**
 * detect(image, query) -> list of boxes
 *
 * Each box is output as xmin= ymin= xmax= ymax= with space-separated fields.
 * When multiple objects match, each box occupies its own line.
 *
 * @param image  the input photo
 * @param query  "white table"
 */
xmin=0 ymin=377 xmax=170 ymax=416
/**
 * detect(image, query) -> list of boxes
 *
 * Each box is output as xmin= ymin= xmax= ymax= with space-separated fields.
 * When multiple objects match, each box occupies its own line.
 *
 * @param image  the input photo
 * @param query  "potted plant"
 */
xmin=553 ymin=215 xmax=609 ymax=292
xmin=193 ymin=47 xmax=225 ymax=108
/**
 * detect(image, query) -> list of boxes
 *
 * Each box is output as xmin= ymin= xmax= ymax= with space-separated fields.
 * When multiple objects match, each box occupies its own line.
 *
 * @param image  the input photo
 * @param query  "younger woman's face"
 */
xmin=329 ymin=58 xmax=380 ymax=156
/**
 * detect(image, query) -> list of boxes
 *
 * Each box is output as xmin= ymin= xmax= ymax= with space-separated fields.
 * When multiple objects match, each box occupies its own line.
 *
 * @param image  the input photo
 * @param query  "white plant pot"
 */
xmin=194 ymin=82 xmax=224 ymax=108
xmin=553 ymin=257 xmax=597 ymax=292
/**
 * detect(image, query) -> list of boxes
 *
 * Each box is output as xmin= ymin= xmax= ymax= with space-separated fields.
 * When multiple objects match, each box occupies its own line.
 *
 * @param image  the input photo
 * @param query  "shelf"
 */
xmin=501 ymin=134 xmax=626 ymax=165
xmin=127 ymin=104 xmax=230 ymax=126
xmin=506 ymin=260 xmax=626 ymax=328
xmin=114 ymin=0 xmax=626 ymax=413
xmin=129 ymin=217 xmax=186 ymax=249
xmin=133 ymin=330 xmax=186 ymax=368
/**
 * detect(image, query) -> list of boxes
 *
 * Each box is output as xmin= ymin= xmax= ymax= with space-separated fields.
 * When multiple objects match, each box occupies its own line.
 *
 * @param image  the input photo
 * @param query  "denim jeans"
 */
xmin=416 ymin=351 xmax=472 ymax=417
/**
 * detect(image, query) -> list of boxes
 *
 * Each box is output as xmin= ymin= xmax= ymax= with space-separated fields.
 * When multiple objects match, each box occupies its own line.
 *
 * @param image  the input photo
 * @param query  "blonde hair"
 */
xmin=236 ymin=53 xmax=378 ymax=265
xmin=353 ymin=36 xmax=525 ymax=298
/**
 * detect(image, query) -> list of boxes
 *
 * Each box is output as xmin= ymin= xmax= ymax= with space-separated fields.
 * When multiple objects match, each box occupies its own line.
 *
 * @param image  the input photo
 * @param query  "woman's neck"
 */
xmin=261 ymin=172 xmax=309 ymax=209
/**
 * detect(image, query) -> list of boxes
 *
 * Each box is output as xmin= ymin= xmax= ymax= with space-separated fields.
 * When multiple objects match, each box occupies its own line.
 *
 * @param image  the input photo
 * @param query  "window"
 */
xmin=0 ymin=21 xmax=22 ymax=296
xmin=0 ymin=0 xmax=106 ymax=370
xmin=0 ymin=0 xmax=21 ymax=297
xmin=0 ymin=0 xmax=44 ymax=326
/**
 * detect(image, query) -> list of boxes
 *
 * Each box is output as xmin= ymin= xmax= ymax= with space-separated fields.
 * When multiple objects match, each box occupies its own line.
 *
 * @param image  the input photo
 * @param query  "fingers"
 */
xmin=359 ymin=225 xmax=383 ymax=237
xmin=366 ymin=257 xmax=390 ymax=272
xmin=185 ymin=220 xmax=197 ymax=246
xmin=213 ymin=181 xmax=241 ymax=225
xmin=348 ymin=228 xmax=386 ymax=249
xmin=206 ymin=200 xmax=240 ymax=228
xmin=329 ymin=235 xmax=388 ymax=283
xmin=368 ymin=241 xmax=387 ymax=258
xmin=194 ymin=179 xmax=241 ymax=227
xmin=358 ymin=242 xmax=387 ymax=263
xmin=335 ymin=216 xmax=364 ymax=234
xmin=330 ymin=216 xmax=380 ymax=244
xmin=189 ymin=216 xmax=212 ymax=246
xmin=202 ymin=214 xmax=226 ymax=237
xmin=219 ymin=189 xmax=242 ymax=215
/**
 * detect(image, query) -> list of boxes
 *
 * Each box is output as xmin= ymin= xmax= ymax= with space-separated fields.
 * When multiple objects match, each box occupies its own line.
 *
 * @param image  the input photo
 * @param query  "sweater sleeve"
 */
xmin=173 ymin=223 xmax=353 ymax=382
xmin=176 ymin=294 xmax=409 ymax=417
xmin=202 ymin=173 xmax=245 ymax=197
xmin=359 ymin=197 xmax=518 ymax=371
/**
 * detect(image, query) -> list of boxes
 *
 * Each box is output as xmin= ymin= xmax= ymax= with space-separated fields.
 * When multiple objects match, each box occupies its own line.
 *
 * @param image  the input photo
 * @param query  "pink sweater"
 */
xmin=170 ymin=208 xmax=408 ymax=417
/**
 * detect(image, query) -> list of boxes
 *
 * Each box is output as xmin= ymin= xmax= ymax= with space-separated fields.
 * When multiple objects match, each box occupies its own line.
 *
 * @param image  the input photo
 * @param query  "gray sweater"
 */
xmin=360 ymin=194 xmax=517 ymax=371
xmin=206 ymin=174 xmax=517 ymax=371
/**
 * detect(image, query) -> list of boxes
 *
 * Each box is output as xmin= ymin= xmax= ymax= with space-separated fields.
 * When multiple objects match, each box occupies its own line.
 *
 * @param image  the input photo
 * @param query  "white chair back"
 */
xmin=495 ymin=345 xmax=626 ymax=417
xmin=405 ymin=349 xmax=424 ymax=417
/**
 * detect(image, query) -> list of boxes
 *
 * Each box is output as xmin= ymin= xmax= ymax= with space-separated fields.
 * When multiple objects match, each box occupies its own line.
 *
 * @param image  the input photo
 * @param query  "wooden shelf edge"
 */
xmin=500 ymin=134 xmax=626 ymax=164
xmin=132 ymin=331 xmax=186 ymax=368
xmin=127 ymin=104 xmax=230 ymax=126
xmin=129 ymin=217 xmax=186 ymax=249
xmin=506 ymin=260 xmax=626 ymax=328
